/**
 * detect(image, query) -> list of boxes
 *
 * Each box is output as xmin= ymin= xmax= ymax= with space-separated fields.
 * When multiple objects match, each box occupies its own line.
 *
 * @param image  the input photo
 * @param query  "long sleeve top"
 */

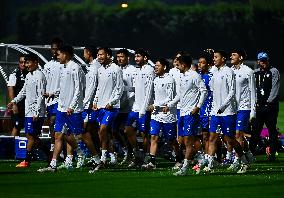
xmin=57 ymin=60 xmax=84 ymax=113
xmin=169 ymin=67 xmax=182 ymax=109
xmin=93 ymin=63 xmax=124 ymax=109
xmin=120 ymin=64 xmax=137 ymax=113
xmin=12 ymin=68 xmax=46 ymax=117
xmin=210 ymin=65 xmax=237 ymax=116
xmin=254 ymin=66 xmax=280 ymax=106
xmin=232 ymin=64 xmax=256 ymax=117
xmin=168 ymin=70 xmax=207 ymax=117
xmin=199 ymin=71 xmax=213 ymax=117
xmin=132 ymin=64 xmax=155 ymax=116
xmin=151 ymin=73 xmax=177 ymax=123
xmin=83 ymin=61 xmax=99 ymax=109
xmin=42 ymin=59 xmax=63 ymax=106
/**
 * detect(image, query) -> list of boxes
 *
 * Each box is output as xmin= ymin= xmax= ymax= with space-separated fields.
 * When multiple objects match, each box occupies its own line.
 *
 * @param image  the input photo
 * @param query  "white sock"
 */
xmin=226 ymin=151 xmax=232 ymax=160
xmin=50 ymin=159 xmax=57 ymax=168
xmin=66 ymin=155 xmax=73 ymax=164
xmin=207 ymin=155 xmax=214 ymax=168
xmin=50 ymin=144 xmax=54 ymax=152
xmin=101 ymin=150 xmax=107 ymax=162
xmin=181 ymin=159 xmax=189 ymax=171
xmin=122 ymin=147 xmax=128 ymax=156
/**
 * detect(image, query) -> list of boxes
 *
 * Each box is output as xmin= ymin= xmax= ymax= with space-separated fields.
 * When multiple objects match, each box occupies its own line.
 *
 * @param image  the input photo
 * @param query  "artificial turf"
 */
xmin=0 ymin=154 xmax=284 ymax=198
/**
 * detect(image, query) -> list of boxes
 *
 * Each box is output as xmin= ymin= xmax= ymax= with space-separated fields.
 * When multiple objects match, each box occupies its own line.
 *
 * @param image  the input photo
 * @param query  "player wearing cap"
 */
xmin=249 ymin=52 xmax=280 ymax=162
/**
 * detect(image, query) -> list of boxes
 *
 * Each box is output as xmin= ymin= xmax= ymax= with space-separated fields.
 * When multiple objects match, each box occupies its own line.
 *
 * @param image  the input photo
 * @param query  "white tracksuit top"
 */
xmin=210 ymin=65 xmax=237 ymax=116
xmin=168 ymin=70 xmax=207 ymax=117
xmin=169 ymin=67 xmax=182 ymax=109
xmin=12 ymin=68 xmax=46 ymax=117
xmin=43 ymin=59 xmax=63 ymax=106
xmin=57 ymin=60 xmax=84 ymax=113
xmin=120 ymin=64 xmax=137 ymax=113
xmin=83 ymin=61 xmax=99 ymax=109
xmin=152 ymin=73 xmax=177 ymax=123
xmin=93 ymin=63 xmax=124 ymax=109
xmin=132 ymin=64 xmax=155 ymax=116
xmin=232 ymin=64 xmax=256 ymax=117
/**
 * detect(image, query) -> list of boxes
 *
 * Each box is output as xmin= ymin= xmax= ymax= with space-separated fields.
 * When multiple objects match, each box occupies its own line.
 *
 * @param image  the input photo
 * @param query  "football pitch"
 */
xmin=0 ymin=155 xmax=284 ymax=198
xmin=0 ymin=102 xmax=283 ymax=198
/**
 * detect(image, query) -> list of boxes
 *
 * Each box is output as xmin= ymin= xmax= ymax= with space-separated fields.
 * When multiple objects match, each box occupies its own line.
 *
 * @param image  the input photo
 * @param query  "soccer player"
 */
xmin=169 ymin=54 xmax=207 ymax=176
xmin=91 ymin=47 xmax=123 ymax=171
xmin=204 ymin=50 xmax=249 ymax=174
xmin=7 ymin=53 xmax=28 ymax=136
xmin=113 ymin=49 xmax=137 ymax=164
xmin=38 ymin=45 xmax=101 ymax=172
xmin=249 ymin=52 xmax=280 ymax=162
xmin=225 ymin=49 xmax=255 ymax=168
xmin=141 ymin=58 xmax=178 ymax=170
xmin=77 ymin=45 xmax=100 ymax=168
xmin=42 ymin=37 xmax=63 ymax=153
xmin=124 ymin=48 xmax=155 ymax=167
xmin=8 ymin=53 xmax=48 ymax=168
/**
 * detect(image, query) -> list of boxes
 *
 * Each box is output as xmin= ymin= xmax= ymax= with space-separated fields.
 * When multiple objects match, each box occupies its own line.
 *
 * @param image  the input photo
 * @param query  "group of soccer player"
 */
xmin=8 ymin=37 xmax=279 ymax=176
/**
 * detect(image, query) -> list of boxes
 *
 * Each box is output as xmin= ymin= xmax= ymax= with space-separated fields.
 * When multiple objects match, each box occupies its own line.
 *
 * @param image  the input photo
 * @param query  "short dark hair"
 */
xmin=98 ymin=47 xmax=112 ymax=56
xmin=175 ymin=50 xmax=191 ymax=57
xmin=58 ymin=44 xmax=74 ymax=57
xmin=84 ymin=45 xmax=97 ymax=57
xmin=156 ymin=57 xmax=170 ymax=72
xmin=214 ymin=49 xmax=228 ymax=60
xmin=19 ymin=53 xmax=26 ymax=59
xmin=116 ymin=48 xmax=130 ymax=57
xmin=51 ymin=37 xmax=63 ymax=47
xmin=199 ymin=51 xmax=213 ymax=65
xmin=25 ymin=53 xmax=39 ymax=62
xmin=135 ymin=48 xmax=150 ymax=59
xmin=176 ymin=54 xmax=193 ymax=66
xmin=231 ymin=49 xmax=247 ymax=60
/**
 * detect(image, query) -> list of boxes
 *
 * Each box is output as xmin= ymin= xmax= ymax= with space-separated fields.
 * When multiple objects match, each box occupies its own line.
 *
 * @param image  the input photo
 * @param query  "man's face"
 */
xmin=97 ymin=49 xmax=111 ymax=65
xmin=258 ymin=60 xmax=269 ymax=70
xmin=83 ymin=48 xmax=91 ymax=63
xmin=51 ymin=43 xmax=59 ymax=59
xmin=135 ymin=54 xmax=146 ymax=67
xmin=19 ymin=56 xmax=26 ymax=71
xmin=198 ymin=57 xmax=208 ymax=73
xmin=154 ymin=61 xmax=165 ymax=76
xmin=176 ymin=60 xmax=186 ymax=73
xmin=213 ymin=52 xmax=225 ymax=67
xmin=230 ymin=52 xmax=242 ymax=65
xmin=116 ymin=53 xmax=128 ymax=66
xmin=57 ymin=50 xmax=67 ymax=64
xmin=26 ymin=60 xmax=38 ymax=72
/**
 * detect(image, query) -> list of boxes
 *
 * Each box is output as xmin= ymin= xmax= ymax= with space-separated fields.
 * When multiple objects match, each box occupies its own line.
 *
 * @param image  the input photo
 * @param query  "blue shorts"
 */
xmin=97 ymin=108 xmax=119 ymax=126
xmin=125 ymin=111 xmax=151 ymax=133
xmin=46 ymin=103 xmax=58 ymax=117
xmin=24 ymin=117 xmax=45 ymax=135
xmin=176 ymin=109 xmax=180 ymax=120
xmin=54 ymin=111 xmax=84 ymax=135
xmin=209 ymin=115 xmax=236 ymax=137
xmin=150 ymin=120 xmax=176 ymax=140
xmin=200 ymin=116 xmax=210 ymax=131
xmin=178 ymin=114 xmax=199 ymax=137
xmin=236 ymin=110 xmax=250 ymax=132
xmin=82 ymin=109 xmax=99 ymax=123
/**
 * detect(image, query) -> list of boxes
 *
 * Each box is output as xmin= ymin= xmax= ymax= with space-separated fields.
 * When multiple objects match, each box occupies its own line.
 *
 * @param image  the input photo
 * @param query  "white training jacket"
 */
xmin=57 ymin=60 xmax=84 ymax=113
xmin=12 ymin=68 xmax=46 ymax=117
xmin=169 ymin=67 xmax=182 ymax=109
xmin=120 ymin=64 xmax=137 ymax=113
xmin=132 ymin=64 xmax=155 ymax=117
xmin=232 ymin=64 xmax=256 ymax=118
xmin=43 ymin=59 xmax=63 ymax=106
xmin=83 ymin=60 xmax=99 ymax=109
xmin=152 ymin=73 xmax=177 ymax=123
xmin=168 ymin=70 xmax=207 ymax=117
xmin=93 ymin=63 xmax=124 ymax=109
xmin=210 ymin=65 xmax=237 ymax=116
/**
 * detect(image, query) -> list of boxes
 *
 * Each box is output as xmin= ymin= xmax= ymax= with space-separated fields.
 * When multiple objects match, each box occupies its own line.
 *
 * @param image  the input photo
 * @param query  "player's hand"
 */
xmin=162 ymin=106 xmax=169 ymax=113
xmin=92 ymin=104 xmax=98 ymax=110
xmin=67 ymin=108 xmax=74 ymax=115
xmin=148 ymin=105 xmax=155 ymax=112
xmin=7 ymin=102 xmax=15 ymax=109
xmin=43 ymin=92 xmax=49 ymax=98
xmin=191 ymin=107 xmax=200 ymax=115
xmin=12 ymin=104 xmax=19 ymax=114
xmin=105 ymin=103 xmax=113 ymax=110
xmin=33 ymin=115 xmax=38 ymax=121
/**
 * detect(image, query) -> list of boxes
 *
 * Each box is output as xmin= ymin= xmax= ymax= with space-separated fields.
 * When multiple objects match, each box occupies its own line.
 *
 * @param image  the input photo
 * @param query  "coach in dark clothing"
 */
xmin=249 ymin=52 xmax=280 ymax=161
xmin=7 ymin=54 xmax=28 ymax=136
